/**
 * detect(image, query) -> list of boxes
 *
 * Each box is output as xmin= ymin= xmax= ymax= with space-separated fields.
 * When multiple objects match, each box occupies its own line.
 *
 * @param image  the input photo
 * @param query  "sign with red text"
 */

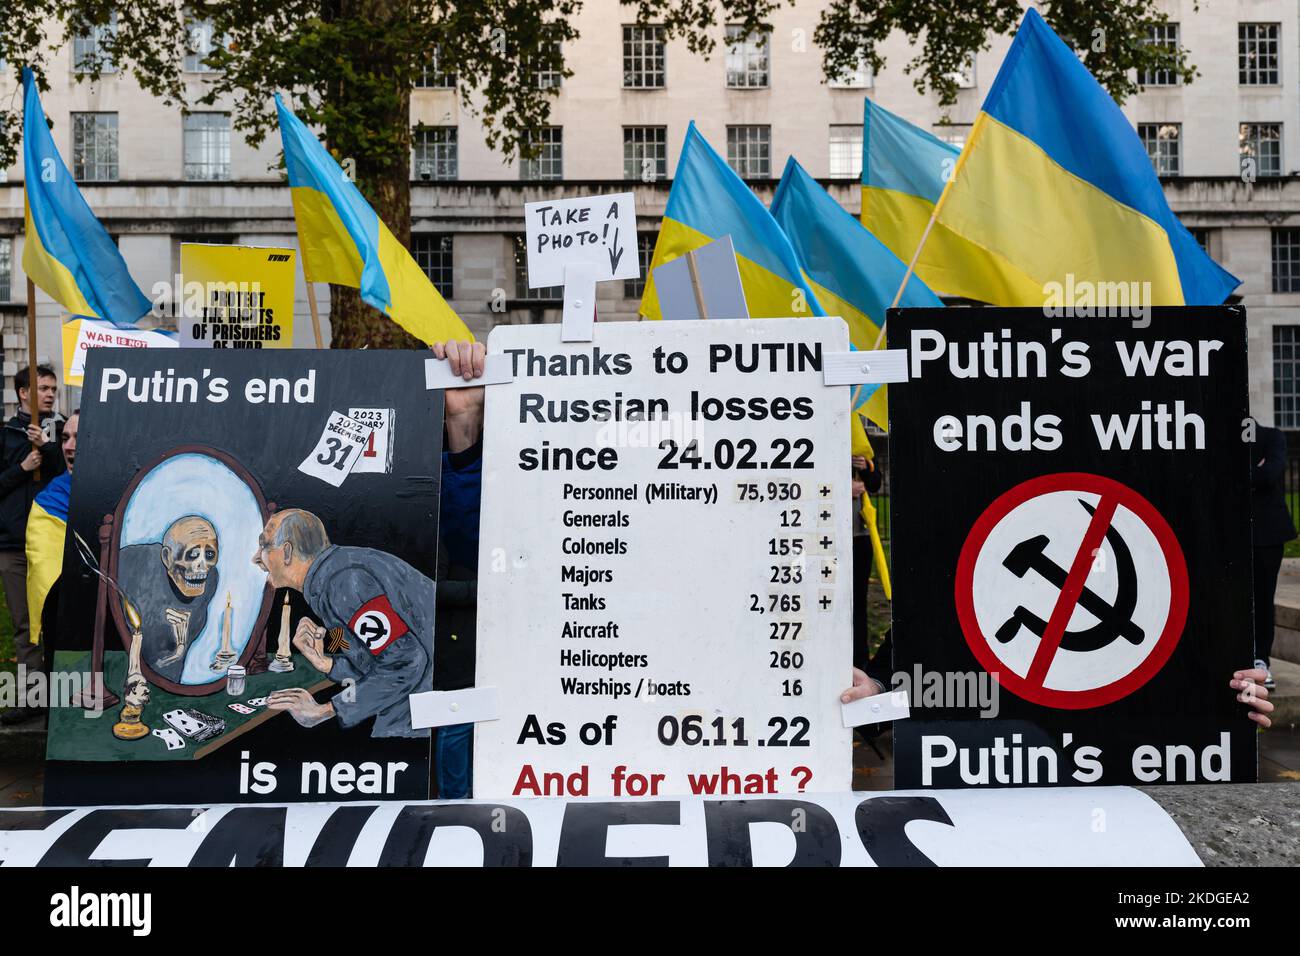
xmin=474 ymin=318 xmax=852 ymax=798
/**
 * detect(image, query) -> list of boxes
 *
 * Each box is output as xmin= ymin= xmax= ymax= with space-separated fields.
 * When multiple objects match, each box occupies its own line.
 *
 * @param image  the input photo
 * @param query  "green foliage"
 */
xmin=0 ymin=0 xmax=577 ymax=189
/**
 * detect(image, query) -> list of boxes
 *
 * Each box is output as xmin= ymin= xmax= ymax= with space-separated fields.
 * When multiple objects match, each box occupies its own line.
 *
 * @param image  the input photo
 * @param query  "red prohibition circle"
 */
xmin=953 ymin=472 xmax=1189 ymax=710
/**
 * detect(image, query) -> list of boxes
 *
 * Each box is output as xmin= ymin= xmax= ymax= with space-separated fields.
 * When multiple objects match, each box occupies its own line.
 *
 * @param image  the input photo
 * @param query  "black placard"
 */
xmin=889 ymin=307 xmax=1256 ymax=788
xmin=43 ymin=350 xmax=442 ymax=805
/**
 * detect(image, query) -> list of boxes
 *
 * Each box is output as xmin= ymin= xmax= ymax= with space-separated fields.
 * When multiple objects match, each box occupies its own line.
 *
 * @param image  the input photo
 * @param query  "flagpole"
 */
xmin=305 ymin=280 xmax=325 ymax=348
xmin=24 ymin=278 xmax=40 ymax=481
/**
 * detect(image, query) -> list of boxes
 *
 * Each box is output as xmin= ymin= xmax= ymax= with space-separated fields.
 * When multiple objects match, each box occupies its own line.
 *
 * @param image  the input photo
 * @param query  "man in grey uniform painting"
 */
xmin=256 ymin=508 xmax=433 ymax=738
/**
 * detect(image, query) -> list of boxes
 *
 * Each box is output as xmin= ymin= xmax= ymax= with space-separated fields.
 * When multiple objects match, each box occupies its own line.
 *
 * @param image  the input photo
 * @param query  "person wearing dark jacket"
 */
xmin=1251 ymin=424 xmax=1296 ymax=688
xmin=430 ymin=339 xmax=486 ymax=798
xmin=0 ymin=364 xmax=65 ymax=724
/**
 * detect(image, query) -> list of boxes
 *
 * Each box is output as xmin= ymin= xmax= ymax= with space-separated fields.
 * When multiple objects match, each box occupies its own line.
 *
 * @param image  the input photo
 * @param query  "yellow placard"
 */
xmin=179 ymin=244 xmax=296 ymax=349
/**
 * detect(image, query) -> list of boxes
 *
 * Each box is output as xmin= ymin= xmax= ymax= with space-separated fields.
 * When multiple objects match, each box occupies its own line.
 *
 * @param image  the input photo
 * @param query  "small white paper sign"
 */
xmin=348 ymin=407 xmax=394 ymax=474
xmin=523 ymin=192 xmax=639 ymax=288
xmin=298 ymin=411 xmax=372 ymax=487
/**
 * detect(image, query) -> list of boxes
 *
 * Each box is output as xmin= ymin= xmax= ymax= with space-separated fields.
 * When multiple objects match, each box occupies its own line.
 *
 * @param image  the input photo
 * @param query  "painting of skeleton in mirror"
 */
xmin=109 ymin=447 xmax=273 ymax=693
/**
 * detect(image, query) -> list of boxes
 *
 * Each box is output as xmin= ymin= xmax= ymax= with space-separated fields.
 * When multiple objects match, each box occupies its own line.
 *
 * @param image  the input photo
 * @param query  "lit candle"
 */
xmin=269 ymin=592 xmax=295 ymax=673
xmin=211 ymin=591 xmax=238 ymax=671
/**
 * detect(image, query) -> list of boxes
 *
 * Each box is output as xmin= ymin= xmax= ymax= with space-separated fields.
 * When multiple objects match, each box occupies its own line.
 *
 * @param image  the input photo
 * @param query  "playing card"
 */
xmin=164 ymin=707 xmax=225 ymax=741
xmin=152 ymin=728 xmax=185 ymax=751
xmin=163 ymin=709 xmax=204 ymax=737
xmin=246 ymin=697 xmax=268 ymax=707
xmin=228 ymin=703 xmax=255 ymax=715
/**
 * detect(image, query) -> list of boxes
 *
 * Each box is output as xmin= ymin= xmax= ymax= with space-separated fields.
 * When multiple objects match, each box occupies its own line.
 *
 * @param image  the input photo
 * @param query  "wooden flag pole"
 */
xmin=25 ymin=278 xmax=40 ymax=482
xmin=305 ymin=280 xmax=324 ymax=348
xmin=685 ymin=249 xmax=709 ymax=320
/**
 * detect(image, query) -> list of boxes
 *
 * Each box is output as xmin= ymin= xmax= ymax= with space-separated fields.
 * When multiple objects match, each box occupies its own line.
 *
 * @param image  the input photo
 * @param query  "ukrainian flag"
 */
xmin=861 ymin=100 xmax=1033 ymax=303
xmin=934 ymin=9 xmax=1239 ymax=306
xmin=639 ymin=122 xmax=825 ymax=321
xmin=771 ymin=157 xmax=943 ymax=430
xmin=26 ymin=471 xmax=70 ymax=647
xmin=21 ymin=69 xmax=150 ymax=327
xmin=275 ymin=95 xmax=470 ymax=343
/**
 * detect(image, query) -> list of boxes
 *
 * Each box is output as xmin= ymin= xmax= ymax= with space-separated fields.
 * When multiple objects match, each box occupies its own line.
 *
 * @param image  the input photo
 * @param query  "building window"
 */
xmin=1241 ymin=123 xmax=1282 ymax=178
xmin=413 ymin=126 xmax=458 ymax=181
xmin=726 ymin=26 xmax=770 ymax=88
xmin=184 ymin=18 xmax=223 ymax=73
xmin=727 ymin=125 xmax=770 ymax=179
xmin=530 ymin=38 xmax=563 ymax=90
xmin=412 ymin=235 xmax=453 ymax=298
xmin=1137 ymin=122 xmax=1181 ymax=176
xmin=416 ymin=45 xmax=456 ymax=88
xmin=72 ymin=13 xmax=117 ymax=74
xmin=514 ymin=234 xmax=562 ymax=298
xmin=0 ymin=237 xmax=11 ymax=302
xmin=933 ymin=124 xmax=970 ymax=149
xmin=829 ymin=57 xmax=872 ymax=89
xmin=520 ymin=127 xmax=562 ymax=180
xmin=183 ymin=112 xmax=230 ymax=181
xmin=1239 ymin=23 xmax=1280 ymax=85
xmin=1190 ymin=228 xmax=1212 ymax=253
xmin=624 ymin=126 xmax=667 ymax=181
xmin=1274 ymin=325 xmax=1300 ymax=427
xmin=1272 ymin=229 xmax=1300 ymax=292
xmin=829 ymin=125 xmax=863 ymax=179
xmin=72 ymin=112 xmax=118 ymax=182
xmin=623 ymin=25 xmax=666 ymax=89
xmin=1141 ymin=22 xmax=1180 ymax=86
xmin=625 ymin=232 xmax=658 ymax=299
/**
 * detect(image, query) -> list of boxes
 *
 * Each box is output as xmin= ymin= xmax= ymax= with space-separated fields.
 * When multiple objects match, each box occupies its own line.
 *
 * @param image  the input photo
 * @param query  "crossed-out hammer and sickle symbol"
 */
xmin=995 ymin=499 xmax=1144 ymax=653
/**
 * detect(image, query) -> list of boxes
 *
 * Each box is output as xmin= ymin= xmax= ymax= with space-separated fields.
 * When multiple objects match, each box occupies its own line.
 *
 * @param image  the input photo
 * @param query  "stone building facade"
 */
xmin=0 ymin=0 xmax=1298 ymax=423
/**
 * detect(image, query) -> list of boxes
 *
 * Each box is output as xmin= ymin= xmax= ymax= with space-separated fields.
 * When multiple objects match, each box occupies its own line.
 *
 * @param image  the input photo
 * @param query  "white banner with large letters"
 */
xmin=0 ymin=787 xmax=1200 ymax=867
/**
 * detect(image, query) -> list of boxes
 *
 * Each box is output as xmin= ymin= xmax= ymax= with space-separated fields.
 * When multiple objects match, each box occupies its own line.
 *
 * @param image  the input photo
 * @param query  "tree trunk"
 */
xmin=326 ymin=0 xmax=422 ymax=350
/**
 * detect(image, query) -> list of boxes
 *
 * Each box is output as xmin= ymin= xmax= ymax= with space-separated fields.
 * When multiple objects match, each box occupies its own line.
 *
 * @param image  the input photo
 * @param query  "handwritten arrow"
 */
xmin=607 ymin=227 xmax=624 ymax=273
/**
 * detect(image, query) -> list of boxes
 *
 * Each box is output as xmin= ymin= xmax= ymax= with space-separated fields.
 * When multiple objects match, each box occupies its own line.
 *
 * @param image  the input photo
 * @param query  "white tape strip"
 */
xmin=424 ymin=355 xmax=514 ymax=390
xmin=561 ymin=261 xmax=598 ymax=342
xmin=409 ymin=687 xmax=501 ymax=730
xmin=822 ymin=349 xmax=910 ymax=386
xmin=841 ymin=689 xmax=911 ymax=728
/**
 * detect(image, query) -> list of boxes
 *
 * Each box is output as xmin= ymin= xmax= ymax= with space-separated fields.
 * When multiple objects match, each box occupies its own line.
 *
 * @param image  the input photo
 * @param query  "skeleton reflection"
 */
xmin=116 ymin=515 xmax=221 ymax=682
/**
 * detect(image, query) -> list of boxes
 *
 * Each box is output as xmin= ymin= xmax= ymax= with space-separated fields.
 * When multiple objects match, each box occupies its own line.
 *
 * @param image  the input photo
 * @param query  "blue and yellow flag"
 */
xmin=861 ymin=100 xmax=1029 ymax=303
xmin=639 ymin=122 xmax=825 ymax=320
xmin=935 ymin=9 xmax=1239 ymax=306
xmin=772 ymin=157 xmax=943 ymax=430
xmin=26 ymin=470 xmax=70 ymax=647
xmin=22 ymin=69 xmax=150 ymax=326
xmin=275 ymin=95 xmax=470 ymax=343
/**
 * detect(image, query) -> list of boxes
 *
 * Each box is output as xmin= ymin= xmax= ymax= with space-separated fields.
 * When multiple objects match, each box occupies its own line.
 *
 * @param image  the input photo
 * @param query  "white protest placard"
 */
xmin=297 ymin=411 xmax=372 ymax=487
xmin=63 ymin=319 xmax=178 ymax=388
xmin=474 ymin=317 xmax=853 ymax=799
xmin=523 ymin=192 xmax=639 ymax=289
xmin=347 ymin=407 xmax=394 ymax=474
